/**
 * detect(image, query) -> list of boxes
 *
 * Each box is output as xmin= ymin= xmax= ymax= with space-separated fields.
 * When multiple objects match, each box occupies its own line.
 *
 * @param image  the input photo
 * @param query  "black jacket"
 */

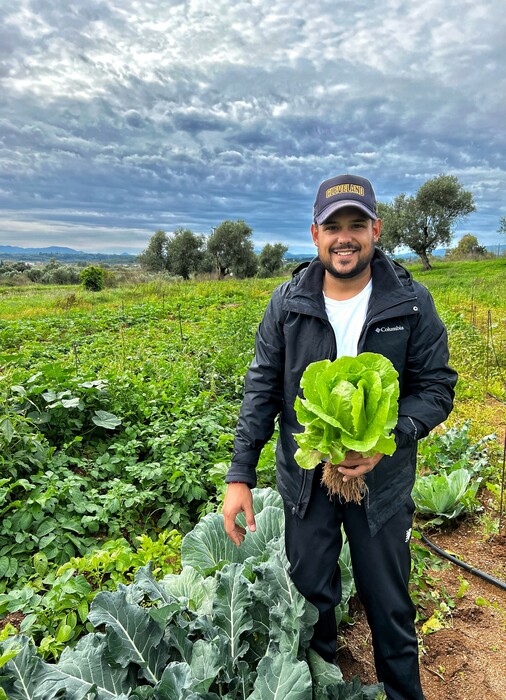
xmin=226 ymin=249 xmax=458 ymax=535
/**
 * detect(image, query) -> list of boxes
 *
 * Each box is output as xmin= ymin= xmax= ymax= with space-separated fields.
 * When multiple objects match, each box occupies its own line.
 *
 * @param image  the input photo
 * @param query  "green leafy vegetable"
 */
xmin=294 ymin=353 xmax=400 ymax=470
xmin=0 ymin=489 xmax=383 ymax=699
xmin=412 ymin=468 xmax=480 ymax=526
xmin=91 ymin=410 xmax=122 ymax=429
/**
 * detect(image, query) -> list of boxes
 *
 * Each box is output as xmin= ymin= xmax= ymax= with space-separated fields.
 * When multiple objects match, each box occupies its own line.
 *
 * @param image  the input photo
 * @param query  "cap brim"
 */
xmin=315 ymin=200 xmax=377 ymax=224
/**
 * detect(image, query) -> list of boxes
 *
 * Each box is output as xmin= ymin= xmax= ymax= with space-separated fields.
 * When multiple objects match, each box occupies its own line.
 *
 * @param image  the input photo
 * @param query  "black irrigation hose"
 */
xmin=417 ymin=531 xmax=506 ymax=592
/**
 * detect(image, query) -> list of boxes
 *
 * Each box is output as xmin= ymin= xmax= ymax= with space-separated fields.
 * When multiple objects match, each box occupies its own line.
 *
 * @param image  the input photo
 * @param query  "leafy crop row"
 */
xmin=0 ymin=490 xmax=384 ymax=699
xmin=1 ymin=285 xmax=278 ymax=596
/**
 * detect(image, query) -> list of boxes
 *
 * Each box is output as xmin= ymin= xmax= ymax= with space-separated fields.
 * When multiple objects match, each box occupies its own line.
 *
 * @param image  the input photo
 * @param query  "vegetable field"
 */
xmin=0 ymin=258 xmax=505 ymax=699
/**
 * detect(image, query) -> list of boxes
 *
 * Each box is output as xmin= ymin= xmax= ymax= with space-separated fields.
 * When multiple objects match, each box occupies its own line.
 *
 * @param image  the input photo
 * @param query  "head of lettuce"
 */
xmin=293 ymin=352 xmax=400 ymax=501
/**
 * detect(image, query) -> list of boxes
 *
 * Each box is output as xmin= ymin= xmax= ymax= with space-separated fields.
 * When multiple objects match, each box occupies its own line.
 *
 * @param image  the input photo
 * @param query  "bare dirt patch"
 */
xmin=337 ymin=523 xmax=506 ymax=700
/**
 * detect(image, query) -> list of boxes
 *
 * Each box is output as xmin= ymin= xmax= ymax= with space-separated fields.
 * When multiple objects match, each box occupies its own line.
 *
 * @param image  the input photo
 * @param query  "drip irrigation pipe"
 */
xmin=417 ymin=531 xmax=506 ymax=592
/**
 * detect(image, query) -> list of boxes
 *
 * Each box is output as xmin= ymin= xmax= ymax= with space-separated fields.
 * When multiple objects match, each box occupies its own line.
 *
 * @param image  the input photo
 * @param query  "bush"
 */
xmin=446 ymin=234 xmax=490 ymax=260
xmin=81 ymin=266 xmax=105 ymax=291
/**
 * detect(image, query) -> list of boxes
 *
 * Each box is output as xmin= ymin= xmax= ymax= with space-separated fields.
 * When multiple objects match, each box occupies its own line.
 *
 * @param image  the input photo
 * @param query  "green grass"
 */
xmin=1 ymin=262 xmax=504 ymax=408
xmin=0 ymin=278 xmax=279 ymax=320
xmin=402 ymin=259 xmax=505 ymax=435
xmin=406 ymin=257 xmax=506 ymax=309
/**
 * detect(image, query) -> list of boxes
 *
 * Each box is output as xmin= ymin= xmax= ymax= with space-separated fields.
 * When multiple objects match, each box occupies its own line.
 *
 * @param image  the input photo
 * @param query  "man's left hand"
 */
xmin=337 ymin=451 xmax=383 ymax=482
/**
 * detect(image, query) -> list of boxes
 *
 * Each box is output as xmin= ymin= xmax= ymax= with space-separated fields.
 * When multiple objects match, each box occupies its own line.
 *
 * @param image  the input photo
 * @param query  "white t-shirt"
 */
xmin=323 ymin=279 xmax=372 ymax=358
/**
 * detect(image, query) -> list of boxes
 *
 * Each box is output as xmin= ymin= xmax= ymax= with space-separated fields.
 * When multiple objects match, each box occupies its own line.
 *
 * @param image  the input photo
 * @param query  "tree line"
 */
xmin=140 ymin=174 xmax=505 ymax=277
xmin=138 ymin=220 xmax=288 ymax=280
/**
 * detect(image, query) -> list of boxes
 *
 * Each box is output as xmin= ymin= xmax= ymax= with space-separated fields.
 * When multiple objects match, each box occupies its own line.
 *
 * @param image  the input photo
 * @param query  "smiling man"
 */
xmin=222 ymin=174 xmax=458 ymax=700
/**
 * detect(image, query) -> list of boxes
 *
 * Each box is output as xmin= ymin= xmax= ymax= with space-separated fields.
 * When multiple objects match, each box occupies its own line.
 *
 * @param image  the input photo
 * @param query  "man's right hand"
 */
xmin=222 ymin=482 xmax=256 ymax=547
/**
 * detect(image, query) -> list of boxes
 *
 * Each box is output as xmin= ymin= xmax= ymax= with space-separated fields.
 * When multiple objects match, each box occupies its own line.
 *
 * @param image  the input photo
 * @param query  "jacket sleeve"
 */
xmin=225 ymin=290 xmax=286 ymax=487
xmin=397 ymin=287 xmax=458 ymax=440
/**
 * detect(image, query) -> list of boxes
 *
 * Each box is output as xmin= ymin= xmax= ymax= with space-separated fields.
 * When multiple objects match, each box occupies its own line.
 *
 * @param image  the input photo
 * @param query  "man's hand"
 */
xmin=222 ymin=482 xmax=256 ymax=547
xmin=337 ymin=451 xmax=383 ymax=482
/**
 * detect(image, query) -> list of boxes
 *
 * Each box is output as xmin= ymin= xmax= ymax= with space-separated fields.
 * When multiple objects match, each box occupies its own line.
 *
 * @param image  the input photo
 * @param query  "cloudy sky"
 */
xmin=1 ymin=0 xmax=505 ymax=255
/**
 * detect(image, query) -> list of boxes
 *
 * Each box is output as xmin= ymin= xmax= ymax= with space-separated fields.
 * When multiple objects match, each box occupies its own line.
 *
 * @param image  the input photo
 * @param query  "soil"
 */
xmin=336 ymin=521 xmax=506 ymax=700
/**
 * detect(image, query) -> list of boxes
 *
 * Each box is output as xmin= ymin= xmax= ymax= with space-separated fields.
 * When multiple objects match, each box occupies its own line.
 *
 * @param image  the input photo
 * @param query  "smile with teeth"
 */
xmin=332 ymin=248 xmax=359 ymax=256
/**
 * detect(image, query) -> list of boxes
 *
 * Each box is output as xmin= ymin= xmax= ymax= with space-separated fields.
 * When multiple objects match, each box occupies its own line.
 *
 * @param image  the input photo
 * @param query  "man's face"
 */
xmin=311 ymin=207 xmax=381 ymax=280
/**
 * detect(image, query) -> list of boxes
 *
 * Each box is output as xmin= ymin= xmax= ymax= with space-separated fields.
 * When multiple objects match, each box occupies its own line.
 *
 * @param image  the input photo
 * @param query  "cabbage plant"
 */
xmin=0 ymin=489 xmax=383 ymax=700
xmin=412 ymin=468 xmax=481 ymax=527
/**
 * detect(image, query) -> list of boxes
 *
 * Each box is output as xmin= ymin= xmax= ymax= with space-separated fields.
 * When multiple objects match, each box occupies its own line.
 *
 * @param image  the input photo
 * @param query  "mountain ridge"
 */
xmin=0 ymin=245 xmax=139 ymax=264
xmin=0 ymin=245 xmax=135 ymax=256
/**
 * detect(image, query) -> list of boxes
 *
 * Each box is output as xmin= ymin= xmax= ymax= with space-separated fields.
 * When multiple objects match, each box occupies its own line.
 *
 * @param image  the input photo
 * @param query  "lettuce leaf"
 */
xmin=294 ymin=352 xmax=400 ymax=469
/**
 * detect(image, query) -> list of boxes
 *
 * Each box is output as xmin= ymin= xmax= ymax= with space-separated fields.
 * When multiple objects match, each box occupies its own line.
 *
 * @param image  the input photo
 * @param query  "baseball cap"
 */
xmin=313 ymin=174 xmax=377 ymax=224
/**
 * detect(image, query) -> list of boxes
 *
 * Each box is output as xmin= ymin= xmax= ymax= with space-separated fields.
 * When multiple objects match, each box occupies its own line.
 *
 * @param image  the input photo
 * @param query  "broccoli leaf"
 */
xmin=0 ymin=489 xmax=382 ymax=700
xmin=246 ymin=653 xmax=312 ymax=699
xmin=88 ymin=586 xmax=167 ymax=684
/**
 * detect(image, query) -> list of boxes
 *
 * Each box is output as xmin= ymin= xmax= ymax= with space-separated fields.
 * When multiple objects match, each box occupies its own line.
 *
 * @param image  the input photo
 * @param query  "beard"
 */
xmin=319 ymin=241 xmax=376 ymax=280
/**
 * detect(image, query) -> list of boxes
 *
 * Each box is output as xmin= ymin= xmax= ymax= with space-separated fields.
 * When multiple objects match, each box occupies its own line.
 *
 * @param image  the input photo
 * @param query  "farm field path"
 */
xmin=337 ymin=522 xmax=506 ymax=699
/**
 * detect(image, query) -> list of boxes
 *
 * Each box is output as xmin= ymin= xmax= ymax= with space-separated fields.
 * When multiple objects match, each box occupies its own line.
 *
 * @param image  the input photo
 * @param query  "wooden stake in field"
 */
xmin=499 ymin=430 xmax=506 ymax=535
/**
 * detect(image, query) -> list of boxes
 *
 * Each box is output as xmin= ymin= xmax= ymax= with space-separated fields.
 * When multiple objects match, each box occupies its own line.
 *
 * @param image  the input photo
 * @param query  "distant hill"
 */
xmin=2 ymin=244 xmax=503 ymax=267
xmin=0 ymin=245 xmax=138 ymax=264
xmin=0 ymin=245 xmax=84 ymax=255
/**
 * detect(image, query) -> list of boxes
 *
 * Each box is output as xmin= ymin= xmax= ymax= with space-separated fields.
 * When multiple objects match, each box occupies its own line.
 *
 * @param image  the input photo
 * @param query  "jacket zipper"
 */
xmin=407 ymin=416 xmax=418 ymax=440
xmin=292 ymin=469 xmax=307 ymax=515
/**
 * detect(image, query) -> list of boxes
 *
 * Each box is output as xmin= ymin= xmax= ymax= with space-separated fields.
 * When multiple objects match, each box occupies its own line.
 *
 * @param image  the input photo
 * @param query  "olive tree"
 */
xmin=207 ymin=220 xmax=258 ymax=278
xmin=447 ymin=234 xmax=487 ymax=259
xmin=258 ymin=243 xmax=288 ymax=276
xmin=379 ymin=175 xmax=475 ymax=270
xmin=166 ymin=228 xmax=205 ymax=280
xmin=376 ymin=201 xmax=404 ymax=255
xmin=138 ymin=230 xmax=169 ymax=272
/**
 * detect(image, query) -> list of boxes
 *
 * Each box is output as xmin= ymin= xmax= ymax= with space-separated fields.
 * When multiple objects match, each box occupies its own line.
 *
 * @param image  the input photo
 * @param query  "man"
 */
xmin=222 ymin=174 xmax=457 ymax=700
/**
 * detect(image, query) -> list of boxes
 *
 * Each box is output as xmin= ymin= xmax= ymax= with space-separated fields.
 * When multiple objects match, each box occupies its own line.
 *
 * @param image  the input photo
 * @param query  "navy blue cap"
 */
xmin=313 ymin=174 xmax=377 ymax=223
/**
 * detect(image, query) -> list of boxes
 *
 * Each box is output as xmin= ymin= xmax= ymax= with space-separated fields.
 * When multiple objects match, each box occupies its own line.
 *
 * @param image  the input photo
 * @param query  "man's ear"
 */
xmin=372 ymin=218 xmax=382 ymax=242
xmin=311 ymin=223 xmax=319 ymax=246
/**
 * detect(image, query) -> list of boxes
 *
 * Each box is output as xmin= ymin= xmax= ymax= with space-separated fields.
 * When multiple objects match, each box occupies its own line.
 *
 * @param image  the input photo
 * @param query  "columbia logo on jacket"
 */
xmin=375 ymin=325 xmax=405 ymax=333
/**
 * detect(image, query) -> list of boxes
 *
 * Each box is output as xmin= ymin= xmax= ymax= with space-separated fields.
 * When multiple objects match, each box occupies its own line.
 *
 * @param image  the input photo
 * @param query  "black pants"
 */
xmin=284 ymin=468 xmax=424 ymax=700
